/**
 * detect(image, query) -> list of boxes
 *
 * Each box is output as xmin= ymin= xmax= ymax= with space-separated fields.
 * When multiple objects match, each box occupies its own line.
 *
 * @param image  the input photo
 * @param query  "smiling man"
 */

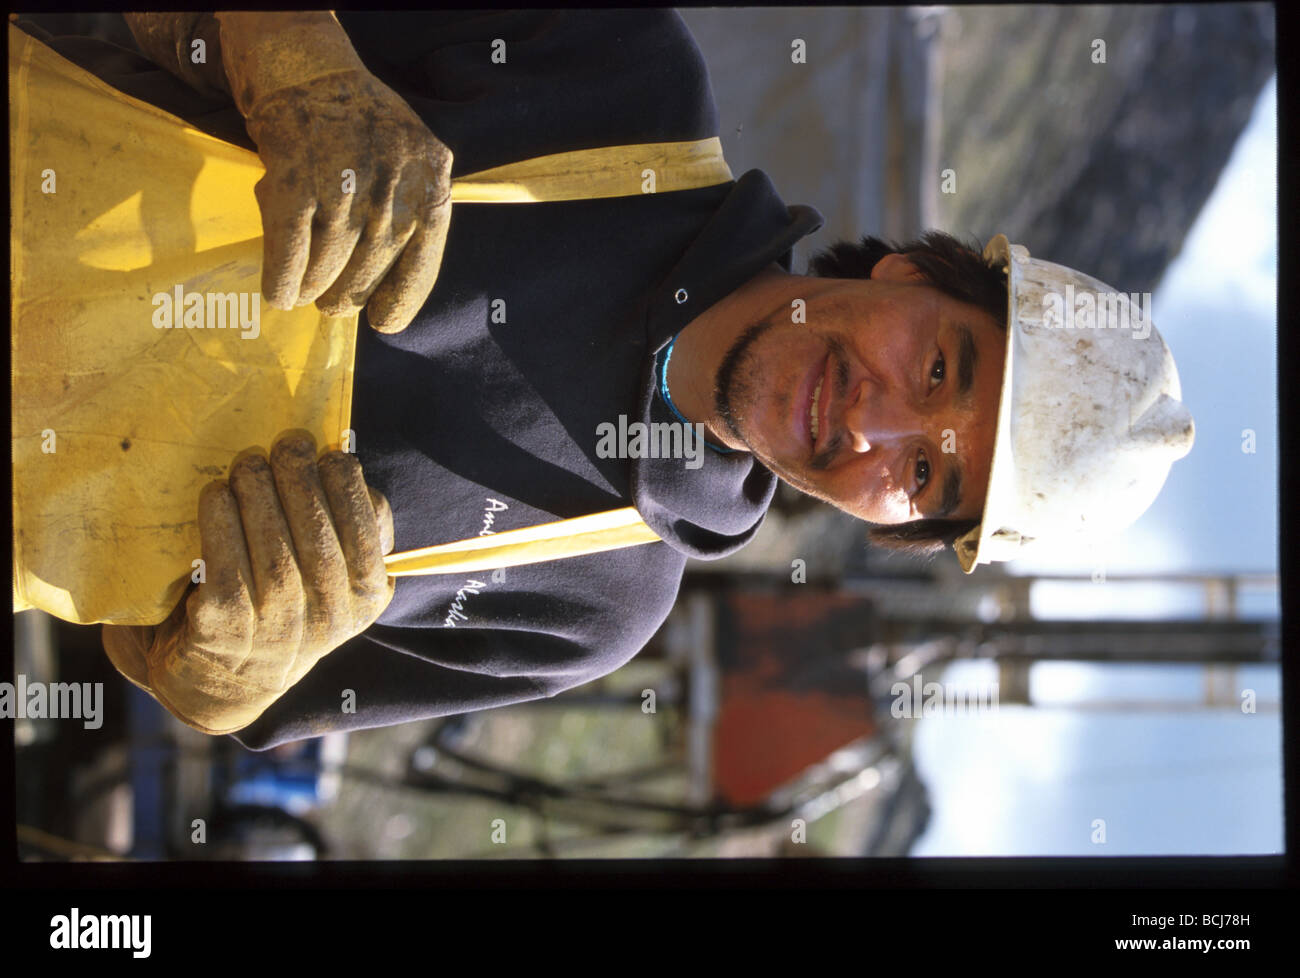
xmin=664 ymin=226 xmax=1193 ymax=567
xmin=662 ymin=242 xmax=1006 ymax=529
xmin=17 ymin=9 xmax=1192 ymax=746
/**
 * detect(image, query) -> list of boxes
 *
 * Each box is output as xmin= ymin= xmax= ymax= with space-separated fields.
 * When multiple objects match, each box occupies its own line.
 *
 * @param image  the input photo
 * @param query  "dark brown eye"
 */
xmin=916 ymin=450 xmax=930 ymax=489
xmin=930 ymin=353 xmax=946 ymax=389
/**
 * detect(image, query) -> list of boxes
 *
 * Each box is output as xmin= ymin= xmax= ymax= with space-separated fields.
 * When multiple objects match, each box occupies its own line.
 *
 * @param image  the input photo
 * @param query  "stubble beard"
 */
xmin=713 ymin=320 xmax=771 ymax=446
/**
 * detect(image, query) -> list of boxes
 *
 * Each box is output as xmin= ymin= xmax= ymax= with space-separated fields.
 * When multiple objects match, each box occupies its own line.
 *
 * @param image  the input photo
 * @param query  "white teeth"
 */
xmin=810 ymin=377 xmax=823 ymax=442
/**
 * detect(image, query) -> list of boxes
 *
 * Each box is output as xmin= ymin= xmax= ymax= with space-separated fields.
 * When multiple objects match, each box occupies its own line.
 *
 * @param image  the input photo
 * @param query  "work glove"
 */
xmin=102 ymin=431 xmax=396 ymax=735
xmin=238 ymin=67 xmax=455 ymax=334
xmin=124 ymin=12 xmax=454 ymax=333
xmin=198 ymin=11 xmax=453 ymax=334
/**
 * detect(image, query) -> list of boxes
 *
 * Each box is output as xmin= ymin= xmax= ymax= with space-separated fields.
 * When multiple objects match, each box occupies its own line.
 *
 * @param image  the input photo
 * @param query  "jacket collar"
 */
xmin=631 ymin=169 xmax=824 ymax=557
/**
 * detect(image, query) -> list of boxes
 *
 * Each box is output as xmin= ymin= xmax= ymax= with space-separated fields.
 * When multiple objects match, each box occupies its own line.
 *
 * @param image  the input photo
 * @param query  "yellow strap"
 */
xmin=452 ymin=138 xmax=731 ymax=203
xmin=383 ymin=507 xmax=662 ymax=577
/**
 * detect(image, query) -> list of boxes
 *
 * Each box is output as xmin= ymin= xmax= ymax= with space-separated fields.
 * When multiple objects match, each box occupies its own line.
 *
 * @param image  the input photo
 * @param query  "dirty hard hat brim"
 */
xmin=954 ymin=234 xmax=1022 ymax=574
xmin=954 ymin=234 xmax=1195 ymax=574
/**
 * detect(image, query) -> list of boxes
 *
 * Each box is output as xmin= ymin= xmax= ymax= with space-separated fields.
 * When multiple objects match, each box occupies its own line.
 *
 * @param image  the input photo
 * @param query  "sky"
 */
xmin=909 ymin=660 xmax=1282 ymax=856
xmin=1015 ymin=74 xmax=1280 ymax=620
xmin=909 ymin=76 xmax=1282 ymax=857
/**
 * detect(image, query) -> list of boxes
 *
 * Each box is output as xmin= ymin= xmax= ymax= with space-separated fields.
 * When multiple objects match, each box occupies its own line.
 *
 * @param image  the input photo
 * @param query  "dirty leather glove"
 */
xmin=101 ymin=431 xmax=396 ymax=735
xmin=126 ymin=12 xmax=454 ymax=334
xmin=235 ymin=66 xmax=455 ymax=333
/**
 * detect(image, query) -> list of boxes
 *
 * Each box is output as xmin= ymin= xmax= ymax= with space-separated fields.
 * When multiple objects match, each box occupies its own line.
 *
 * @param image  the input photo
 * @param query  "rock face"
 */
xmin=936 ymin=3 xmax=1275 ymax=297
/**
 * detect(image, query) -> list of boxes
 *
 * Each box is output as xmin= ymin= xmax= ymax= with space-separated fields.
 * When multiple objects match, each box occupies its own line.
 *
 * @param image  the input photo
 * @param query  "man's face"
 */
xmin=714 ymin=255 xmax=1007 ymax=525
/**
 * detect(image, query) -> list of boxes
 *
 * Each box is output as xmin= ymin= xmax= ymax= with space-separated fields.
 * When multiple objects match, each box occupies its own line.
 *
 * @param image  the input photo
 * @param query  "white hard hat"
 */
xmin=954 ymin=234 xmax=1196 ymax=573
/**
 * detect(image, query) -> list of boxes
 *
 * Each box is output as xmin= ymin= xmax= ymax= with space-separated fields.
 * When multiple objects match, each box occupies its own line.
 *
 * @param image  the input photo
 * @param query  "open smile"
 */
xmin=799 ymin=350 xmax=831 ymax=457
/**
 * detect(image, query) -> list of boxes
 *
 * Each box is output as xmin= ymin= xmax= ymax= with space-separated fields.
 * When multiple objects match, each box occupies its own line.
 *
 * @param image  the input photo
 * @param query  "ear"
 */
xmin=869 ymin=252 xmax=925 ymax=282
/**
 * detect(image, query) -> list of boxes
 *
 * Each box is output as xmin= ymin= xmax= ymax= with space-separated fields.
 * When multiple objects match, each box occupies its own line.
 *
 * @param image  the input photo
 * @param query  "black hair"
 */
xmin=805 ymin=230 xmax=1008 ymax=558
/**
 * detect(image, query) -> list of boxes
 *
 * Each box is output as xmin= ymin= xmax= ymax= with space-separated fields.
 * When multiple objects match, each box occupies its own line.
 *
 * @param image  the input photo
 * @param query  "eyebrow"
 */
xmin=955 ymin=324 xmax=977 ymax=407
xmin=936 ymin=464 xmax=962 ymax=518
xmin=931 ymin=324 xmax=976 ymax=517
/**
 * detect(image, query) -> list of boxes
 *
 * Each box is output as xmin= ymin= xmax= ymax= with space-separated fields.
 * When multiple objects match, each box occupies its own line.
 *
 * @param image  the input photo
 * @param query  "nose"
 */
xmin=844 ymin=378 xmax=916 ymax=455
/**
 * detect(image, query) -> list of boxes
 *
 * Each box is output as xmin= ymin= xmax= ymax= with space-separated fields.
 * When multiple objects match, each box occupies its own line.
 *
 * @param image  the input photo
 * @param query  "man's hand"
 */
xmin=102 ymin=431 xmax=396 ymax=734
xmin=123 ymin=12 xmax=454 ymax=334
xmin=239 ymin=68 xmax=454 ymax=333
